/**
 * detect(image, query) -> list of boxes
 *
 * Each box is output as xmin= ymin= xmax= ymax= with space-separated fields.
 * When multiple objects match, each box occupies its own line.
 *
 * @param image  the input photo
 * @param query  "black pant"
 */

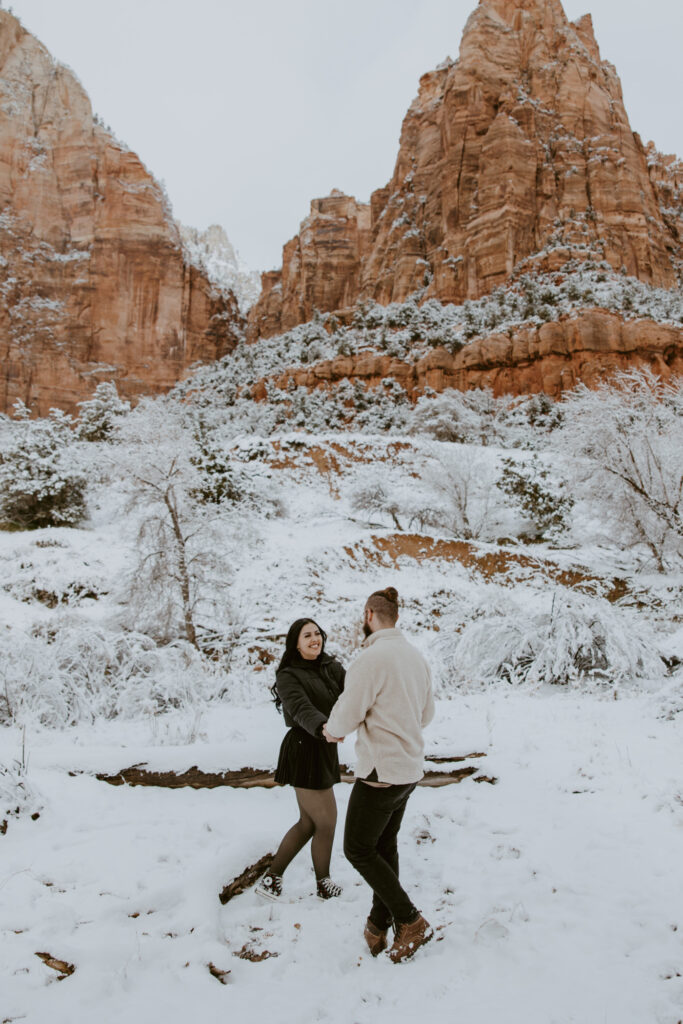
xmin=343 ymin=779 xmax=418 ymax=930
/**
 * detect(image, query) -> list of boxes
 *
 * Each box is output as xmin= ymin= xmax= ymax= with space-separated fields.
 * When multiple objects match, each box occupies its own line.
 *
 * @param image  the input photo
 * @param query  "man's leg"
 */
xmin=368 ymin=799 xmax=410 ymax=931
xmin=343 ymin=780 xmax=418 ymax=926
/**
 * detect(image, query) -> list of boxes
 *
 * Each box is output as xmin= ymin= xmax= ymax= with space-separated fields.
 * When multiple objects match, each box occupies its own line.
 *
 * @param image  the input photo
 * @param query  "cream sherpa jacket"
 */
xmin=326 ymin=628 xmax=434 ymax=785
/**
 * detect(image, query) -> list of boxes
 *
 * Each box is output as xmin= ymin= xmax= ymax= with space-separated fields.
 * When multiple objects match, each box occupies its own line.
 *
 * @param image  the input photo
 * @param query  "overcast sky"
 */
xmin=6 ymin=0 xmax=683 ymax=273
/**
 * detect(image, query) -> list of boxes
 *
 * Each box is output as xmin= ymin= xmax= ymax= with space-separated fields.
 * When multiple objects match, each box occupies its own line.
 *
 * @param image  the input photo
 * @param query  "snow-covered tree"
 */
xmin=558 ymin=369 xmax=683 ymax=569
xmin=497 ymin=455 xmax=574 ymax=541
xmin=113 ymin=401 xmax=245 ymax=653
xmin=421 ymin=446 xmax=504 ymax=540
xmin=77 ymin=382 xmax=131 ymax=441
xmin=0 ymin=404 xmax=86 ymax=529
xmin=410 ymin=388 xmax=512 ymax=446
xmin=352 ymin=481 xmax=406 ymax=531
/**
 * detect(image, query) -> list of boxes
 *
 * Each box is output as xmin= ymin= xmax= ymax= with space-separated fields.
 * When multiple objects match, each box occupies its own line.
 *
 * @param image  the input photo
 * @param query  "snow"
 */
xmin=174 ymin=264 xmax=683 ymax=420
xmin=179 ymin=223 xmax=261 ymax=313
xmin=1 ymin=694 xmax=682 ymax=1023
xmin=1 ymin=375 xmax=682 ymax=1021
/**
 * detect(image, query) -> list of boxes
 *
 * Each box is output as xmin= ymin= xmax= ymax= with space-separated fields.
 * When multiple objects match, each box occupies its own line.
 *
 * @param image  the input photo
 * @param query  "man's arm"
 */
xmin=325 ymin=656 xmax=382 ymax=739
xmin=322 ymin=722 xmax=342 ymax=743
xmin=421 ymin=663 xmax=435 ymax=728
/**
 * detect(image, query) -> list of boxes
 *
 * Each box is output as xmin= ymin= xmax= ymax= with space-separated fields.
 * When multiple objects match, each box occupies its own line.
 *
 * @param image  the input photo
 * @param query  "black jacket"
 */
xmin=275 ymin=654 xmax=345 ymax=737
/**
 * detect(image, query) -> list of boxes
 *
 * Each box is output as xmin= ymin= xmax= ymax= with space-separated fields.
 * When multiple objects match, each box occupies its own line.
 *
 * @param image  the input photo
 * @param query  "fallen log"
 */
xmin=96 ymin=755 xmax=492 ymax=791
xmin=96 ymin=765 xmax=274 ymax=789
xmin=219 ymin=852 xmax=274 ymax=905
xmin=426 ymin=752 xmax=486 ymax=763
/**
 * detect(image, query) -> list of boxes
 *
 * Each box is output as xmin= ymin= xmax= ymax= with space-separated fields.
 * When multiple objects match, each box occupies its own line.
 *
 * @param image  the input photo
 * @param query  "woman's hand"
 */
xmin=322 ymin=723 xmax=344 ymax=743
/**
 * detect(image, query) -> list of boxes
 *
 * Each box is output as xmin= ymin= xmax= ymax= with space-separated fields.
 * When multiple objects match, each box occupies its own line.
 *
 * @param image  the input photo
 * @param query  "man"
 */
xmin=323 ymin=586 xmax=435 ymax=963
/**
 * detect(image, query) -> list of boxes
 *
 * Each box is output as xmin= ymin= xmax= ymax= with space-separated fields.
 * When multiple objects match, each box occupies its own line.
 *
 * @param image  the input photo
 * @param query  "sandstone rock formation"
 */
xmin=248 ymin=190 xmax=371 ymax=342
xmin=249 ymin=0 xmax=681 ymax=342
xmin=253 ymin=310 xmax=683 ymax=401
xmin=0 ymin=11 xmax=242 ymax=416
xmin=179 ymin=224 xmax=261 ymax=315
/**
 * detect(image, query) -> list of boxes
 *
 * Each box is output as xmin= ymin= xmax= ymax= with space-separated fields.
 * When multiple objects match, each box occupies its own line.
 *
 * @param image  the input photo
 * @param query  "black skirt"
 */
xmin=274 ymin=726 xmax=340 ymax=790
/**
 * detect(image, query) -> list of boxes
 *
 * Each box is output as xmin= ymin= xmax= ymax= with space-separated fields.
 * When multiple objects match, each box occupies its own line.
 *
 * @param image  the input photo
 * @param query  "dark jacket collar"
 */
xmin=287 ymin=651 xmax=334 ymax=670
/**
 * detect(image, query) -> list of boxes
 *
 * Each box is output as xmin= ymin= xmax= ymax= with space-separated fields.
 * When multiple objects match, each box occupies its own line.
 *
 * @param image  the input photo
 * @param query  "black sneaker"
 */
xmin=254 ymin=872 xmax=282 ymax=901
xmin=316 ymin=876 xmax=343 ymax=900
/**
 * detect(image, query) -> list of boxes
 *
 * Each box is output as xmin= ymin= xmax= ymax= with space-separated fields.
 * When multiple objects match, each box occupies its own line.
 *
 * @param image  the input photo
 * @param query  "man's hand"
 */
xmin=322 ymin=723 xmax=343 ymax=743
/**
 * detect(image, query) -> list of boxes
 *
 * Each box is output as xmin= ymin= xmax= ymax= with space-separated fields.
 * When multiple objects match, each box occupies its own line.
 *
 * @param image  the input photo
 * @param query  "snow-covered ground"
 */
xmin=1 ymin=387 xmax=682 ymax=1021
xmin=1 ymin=693 xmax=682 ymax=1024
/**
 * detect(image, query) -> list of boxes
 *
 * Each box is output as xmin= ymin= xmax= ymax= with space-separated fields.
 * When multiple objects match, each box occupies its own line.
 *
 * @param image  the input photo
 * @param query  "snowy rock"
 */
xmin=179 ymin=224 xmax=261 ymax=315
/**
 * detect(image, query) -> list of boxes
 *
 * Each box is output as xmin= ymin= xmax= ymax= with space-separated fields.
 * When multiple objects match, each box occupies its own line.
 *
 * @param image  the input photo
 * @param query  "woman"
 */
xmin=255 ymin=618 xmax=345 ymax=902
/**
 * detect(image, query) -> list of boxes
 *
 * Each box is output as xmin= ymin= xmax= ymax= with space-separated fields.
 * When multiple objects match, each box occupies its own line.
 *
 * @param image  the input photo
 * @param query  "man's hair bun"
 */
xmin=367 ymin=586 xmax=400 ymax=623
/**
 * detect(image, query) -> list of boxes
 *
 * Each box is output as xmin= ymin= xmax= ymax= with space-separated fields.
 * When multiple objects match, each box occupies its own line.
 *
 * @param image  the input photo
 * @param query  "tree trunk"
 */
xmin=164 ymin=486 xmax=198 ymax=648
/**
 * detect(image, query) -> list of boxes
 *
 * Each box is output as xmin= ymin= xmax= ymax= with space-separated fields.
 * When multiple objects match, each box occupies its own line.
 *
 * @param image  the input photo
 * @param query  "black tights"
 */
xmin=270 ymin=787 xmax=337 ymax=880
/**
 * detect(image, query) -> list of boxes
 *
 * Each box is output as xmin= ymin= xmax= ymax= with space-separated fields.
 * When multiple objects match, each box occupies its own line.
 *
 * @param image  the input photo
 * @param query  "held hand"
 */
xmin=322 ymin=723 xmax=343 ymax=743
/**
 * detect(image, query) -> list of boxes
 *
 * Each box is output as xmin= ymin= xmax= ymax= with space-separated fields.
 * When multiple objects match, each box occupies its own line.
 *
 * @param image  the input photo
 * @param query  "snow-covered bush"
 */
xmin=352 ymin=482 xmax=406 ymax=531
xmin=0 ymin=733 xmax=41 ymax=820
xmin=0 ymin=536 xmax=106 ymax=608
xmin=496 ymin=456 xmax=574 ymax=541
xmin=419 ymin=446 xmax=505 ymax=541
xmin=189 ymin=415 xmax=253 ymax=506
xmin=77 ymin=382 xmax=131 ymax=441
xmin=0 ymin=404 xmax=87 ymax=529
xmin=410 ymin=388 xmax=513 ymax=446
xmin=0 ymin=621 xmax=231 ymax=728
xmin=433 ymin=587 xmax=665 ymax=690
xmin=500 ymin=392 xmax=564 ymax=447
xmin=558 ymin=369 xmax=683 ymax=569
xmin=656 ymin=666 xmax=683 ymax=720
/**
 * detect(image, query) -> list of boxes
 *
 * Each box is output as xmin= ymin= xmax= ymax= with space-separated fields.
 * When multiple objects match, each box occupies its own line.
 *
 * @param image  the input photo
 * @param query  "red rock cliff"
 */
xmin=248 ymin=190 xmax=371 ymax=341
xmin=0 ymin=11 xmax=243 ymax=415
xmin=249 ymin=0 xmax=681 ymax=340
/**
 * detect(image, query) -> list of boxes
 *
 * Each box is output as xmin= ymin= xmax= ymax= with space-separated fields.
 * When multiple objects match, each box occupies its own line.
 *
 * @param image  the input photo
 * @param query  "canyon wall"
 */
xmin=248 ymin=190 xmax=371 ymax=342
xmin=0 ymin=11 xmax=242 ymax=415
xmin=249 ymin=0 xmax=681 ymax=351
xmin=253 ymin=311 xmax=683 ymax=401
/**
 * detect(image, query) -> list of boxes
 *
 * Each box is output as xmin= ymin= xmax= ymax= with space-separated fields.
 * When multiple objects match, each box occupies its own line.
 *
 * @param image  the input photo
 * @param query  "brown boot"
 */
xmin=364 ymin=918 xmax=388 ymax=957
xmin=388 ymin=914 xmax=433 ymax=963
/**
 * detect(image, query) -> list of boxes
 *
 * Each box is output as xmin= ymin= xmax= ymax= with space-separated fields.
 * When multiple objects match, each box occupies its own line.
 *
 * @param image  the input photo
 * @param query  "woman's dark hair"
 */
xmin=270 ymin=618 xmax=327 ymax=712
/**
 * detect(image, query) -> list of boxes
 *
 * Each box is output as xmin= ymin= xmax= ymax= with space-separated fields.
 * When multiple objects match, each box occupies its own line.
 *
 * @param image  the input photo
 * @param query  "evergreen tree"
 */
xmin=77 ymin=382 xmax=131 ymax=441
xmin=0 ymin=404 xmax=86 ymax=529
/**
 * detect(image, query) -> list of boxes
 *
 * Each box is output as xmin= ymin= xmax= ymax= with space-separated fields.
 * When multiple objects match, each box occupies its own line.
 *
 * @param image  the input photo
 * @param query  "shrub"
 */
xmin=557 ymin=369 xmax=683 ymax=569
xmin=0 ymin=733 xmax=42 ymax=820
xmin=0 ymin=621 xmax=229 ymax=727
xmin=496 ymin=456 xmax=574 ymax=540
xmin=0 ymin=405 xmax=87 ymax=529
xmin=433 ymin=587 xmax=665 ymax=690
xmin=410 ymin=388 xmax=511 ymax=445
xmin=420 ymin=446 xmax=505 ymax=541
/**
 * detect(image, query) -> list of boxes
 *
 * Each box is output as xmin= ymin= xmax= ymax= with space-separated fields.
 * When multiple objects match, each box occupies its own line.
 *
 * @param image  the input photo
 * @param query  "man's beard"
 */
xmin=362 ymin=621 xmax=372 ymax=638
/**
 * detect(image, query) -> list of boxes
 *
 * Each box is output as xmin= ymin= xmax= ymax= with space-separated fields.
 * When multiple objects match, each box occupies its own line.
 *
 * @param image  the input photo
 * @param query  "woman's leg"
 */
xmin=269 ymin=791 xmax=315 ymax=876
xmin=295 ymin=787 xmax=337 ymax=879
